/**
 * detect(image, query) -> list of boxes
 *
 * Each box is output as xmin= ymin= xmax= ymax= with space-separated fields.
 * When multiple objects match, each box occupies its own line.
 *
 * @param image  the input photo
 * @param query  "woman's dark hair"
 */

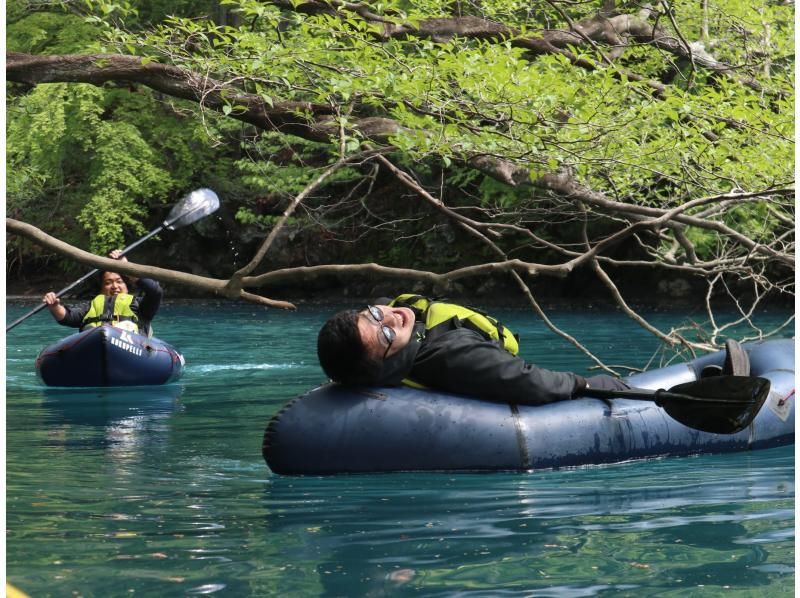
xmin=317 ymin=309 xmax=382 ymax=386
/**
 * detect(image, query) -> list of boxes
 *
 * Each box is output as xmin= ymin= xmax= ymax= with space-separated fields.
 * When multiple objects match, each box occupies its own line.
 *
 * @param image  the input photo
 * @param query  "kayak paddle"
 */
xmin=582 ymin=375 xmax=771 ymax=434
xmin=7 ymin=188 xmax=220 ymax=332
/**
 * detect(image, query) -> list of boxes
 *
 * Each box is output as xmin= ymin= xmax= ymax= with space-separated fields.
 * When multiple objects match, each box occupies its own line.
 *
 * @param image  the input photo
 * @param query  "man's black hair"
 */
xmin=317 ymin=309 xmax=382 ymax=386
xmin=95 ymin=270 xmax=130 ymax=291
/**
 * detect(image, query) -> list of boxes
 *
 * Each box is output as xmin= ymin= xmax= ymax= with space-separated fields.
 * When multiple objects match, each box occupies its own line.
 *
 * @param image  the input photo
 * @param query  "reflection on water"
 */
xmin=259 ymin=452 xmax=792 ymax=596
xmin=41 ymin=385 xmax=184 ymax=426
xmin=37 ymin=385 xmax=185 ymax=472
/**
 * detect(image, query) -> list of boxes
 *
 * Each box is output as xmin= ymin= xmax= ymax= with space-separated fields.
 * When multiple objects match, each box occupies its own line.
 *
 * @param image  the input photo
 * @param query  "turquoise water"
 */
xmin=6 ymin=301 xmax=795 ymax=596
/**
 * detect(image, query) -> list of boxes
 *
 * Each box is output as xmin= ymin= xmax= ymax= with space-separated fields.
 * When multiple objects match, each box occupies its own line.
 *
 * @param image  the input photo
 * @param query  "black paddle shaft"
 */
xmin=6 ymin=188 xmax=219 ymax=332
xmin=601 ymin=388 xmax=757 ymax=405
xmin=5 ymin=228 xmax=166 ymax=333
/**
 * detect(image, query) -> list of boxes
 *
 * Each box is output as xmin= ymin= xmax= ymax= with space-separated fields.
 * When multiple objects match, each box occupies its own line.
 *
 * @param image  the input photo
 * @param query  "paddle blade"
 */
xmin=659 ymin=376 xmax=771 ymax=434
xmin=166 ymin=188 xmax=220 ymax=230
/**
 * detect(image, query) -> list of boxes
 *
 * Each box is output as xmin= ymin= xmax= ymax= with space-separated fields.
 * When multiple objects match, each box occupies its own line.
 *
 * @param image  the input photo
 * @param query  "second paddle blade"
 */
xmin=660 ymin=376 xmax=771 ymax=434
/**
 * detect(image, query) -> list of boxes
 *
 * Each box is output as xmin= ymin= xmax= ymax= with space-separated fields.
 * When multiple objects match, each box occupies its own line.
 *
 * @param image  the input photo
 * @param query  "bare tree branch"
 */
xmin=6 ymin=218 xmax=298 ymax=310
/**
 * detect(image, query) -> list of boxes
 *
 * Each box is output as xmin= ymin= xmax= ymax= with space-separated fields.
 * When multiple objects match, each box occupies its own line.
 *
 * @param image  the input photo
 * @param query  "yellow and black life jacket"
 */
xmin=81 ymin=293 xmax=139 ymax=332
xmin=388 ymin=294 xmax=519 ymax=389
xmin=390 ymin=294 xmax=519 ymax=355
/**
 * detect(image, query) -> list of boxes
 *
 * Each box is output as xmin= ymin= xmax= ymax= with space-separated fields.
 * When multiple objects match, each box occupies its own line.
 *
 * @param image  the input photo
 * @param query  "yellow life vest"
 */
xmin=81 ymin=293 xmax=139 ymax=332
xmin=389 ymin=294 xmax=520 ymax=388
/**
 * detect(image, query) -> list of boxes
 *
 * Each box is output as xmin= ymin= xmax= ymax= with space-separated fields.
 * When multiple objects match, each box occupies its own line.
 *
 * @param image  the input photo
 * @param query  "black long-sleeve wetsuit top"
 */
xmin=374 ymin=317 xmax=589 ymax=406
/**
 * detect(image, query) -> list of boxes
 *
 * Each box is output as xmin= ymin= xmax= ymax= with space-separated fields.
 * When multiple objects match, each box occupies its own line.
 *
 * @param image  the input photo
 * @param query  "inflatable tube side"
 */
xmin=263 ymin=339 xmax=794 ymax=475
xmin=36 ymin=327 xmax=108 ymax=386
xmin=263 ymin=385 xmax=525 ymax=475
xmin=36 ymin=326 xmax=184 ymax=387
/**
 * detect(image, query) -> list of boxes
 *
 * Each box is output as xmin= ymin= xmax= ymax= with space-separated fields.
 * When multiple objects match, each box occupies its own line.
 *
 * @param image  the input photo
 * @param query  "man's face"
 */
xmin=357 ymin=305 xmax=416 ymax=360
xmin=101 ymin=272 xmax=128 ymax=296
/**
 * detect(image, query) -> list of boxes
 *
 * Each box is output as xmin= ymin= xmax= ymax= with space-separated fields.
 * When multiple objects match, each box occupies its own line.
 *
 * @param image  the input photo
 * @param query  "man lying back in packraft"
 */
xmin=317 ymin=294 xmax=749 ymax=404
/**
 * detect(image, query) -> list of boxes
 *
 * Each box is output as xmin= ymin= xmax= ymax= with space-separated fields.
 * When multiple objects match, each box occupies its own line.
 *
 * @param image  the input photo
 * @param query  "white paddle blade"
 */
xmin=166 ymin=188 xmax=220 ymax=230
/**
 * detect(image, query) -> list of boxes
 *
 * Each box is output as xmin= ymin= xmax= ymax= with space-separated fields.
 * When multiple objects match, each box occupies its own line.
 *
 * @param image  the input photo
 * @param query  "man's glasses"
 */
xmin=366 ymin=305 xmax=396 ymax=359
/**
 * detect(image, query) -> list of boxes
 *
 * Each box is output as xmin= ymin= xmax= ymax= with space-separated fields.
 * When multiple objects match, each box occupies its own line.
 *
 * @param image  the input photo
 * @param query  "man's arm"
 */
xmin=134 ymin=278 xmax=163 ymax=322
xmin=42 ymin=292 xmax=66 ymax=322
xmin=410 ymin=329 xmax=586 ymax=404
xmin=107 ymin=249 xmax=162 ymax=321
xmin=41 ymin=292 xmax=88 ymax=328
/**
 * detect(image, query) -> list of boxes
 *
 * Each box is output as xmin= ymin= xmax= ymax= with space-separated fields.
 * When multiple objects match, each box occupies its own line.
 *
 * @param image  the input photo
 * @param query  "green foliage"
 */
xmin=8 ymin=82 xmax=168 ymax=252
xmin=7 ymin=83 xmax=96 ymax=246
xmin=7 ymin=0 xmax=795 ymax=277
xmin=76 ymin=119 xmax=171 ymax=249
xmin=234 ymin=208 xmax=296 ymax=229
xmin=7 ymin=10 xmax=100 ymax=53
xmin=6 ymin=8 xmax=244 ymax=261
xmin=476 ymin=176 xmax=528 ymax=210
xmin=230 ymin=133 xmax=363 ymax=227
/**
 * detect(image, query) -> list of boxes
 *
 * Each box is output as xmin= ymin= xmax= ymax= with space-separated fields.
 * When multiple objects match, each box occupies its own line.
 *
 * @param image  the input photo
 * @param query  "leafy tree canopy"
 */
xmin=6 ymin=0 xmax=794 ymax=359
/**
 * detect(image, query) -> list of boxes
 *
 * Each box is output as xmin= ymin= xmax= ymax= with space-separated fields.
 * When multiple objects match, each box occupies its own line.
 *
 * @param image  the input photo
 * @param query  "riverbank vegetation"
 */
xmin=6 ymin=0 xmax=794 ymax=362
